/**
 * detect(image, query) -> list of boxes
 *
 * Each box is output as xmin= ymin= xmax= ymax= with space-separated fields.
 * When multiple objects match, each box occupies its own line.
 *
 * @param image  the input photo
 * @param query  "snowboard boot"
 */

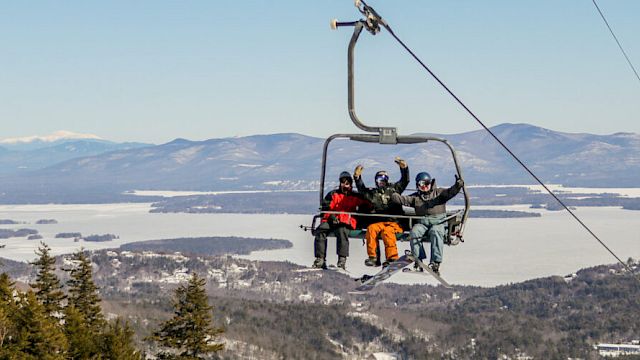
xmin=337 ymin=256 xmax=347 ymax=270
xmin=312 ymin=257 xmax=327 ymax=269
xmin=429 ymin=262 xmax=440 ymax=275
xmin=364 ymin=257 xmax=380 ymax=267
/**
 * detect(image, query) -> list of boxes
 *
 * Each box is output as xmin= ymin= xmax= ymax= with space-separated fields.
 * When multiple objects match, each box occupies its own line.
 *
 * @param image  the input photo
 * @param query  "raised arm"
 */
xmin=393 ymin=157 xmax=410 ymax=194
xmin=437 ymin=175 xmax=464 ymax=202
xmin=353 ymin=165 xmax=369 ymax=194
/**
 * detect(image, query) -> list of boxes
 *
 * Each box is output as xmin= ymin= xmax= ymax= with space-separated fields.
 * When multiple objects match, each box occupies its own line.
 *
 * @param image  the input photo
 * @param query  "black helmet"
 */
xmin=416 ymin=172 xmax=433 ymax=192
xmin=415 ymin=172 xmax=432 ymax=185
xmin=374 ymin=171 xmax=389 ymax=187
xmin=339 ymin=171 xmax=352 ymax=183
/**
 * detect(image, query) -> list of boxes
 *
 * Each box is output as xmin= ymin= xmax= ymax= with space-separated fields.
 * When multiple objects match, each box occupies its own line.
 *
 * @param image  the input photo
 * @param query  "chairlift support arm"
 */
xmin=332 ymin=4 xmax=397 ymax=144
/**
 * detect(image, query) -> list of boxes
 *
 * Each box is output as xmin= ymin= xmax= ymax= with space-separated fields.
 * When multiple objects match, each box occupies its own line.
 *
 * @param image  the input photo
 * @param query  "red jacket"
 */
xmin=321 ymin=190 xmax=370 ymax=229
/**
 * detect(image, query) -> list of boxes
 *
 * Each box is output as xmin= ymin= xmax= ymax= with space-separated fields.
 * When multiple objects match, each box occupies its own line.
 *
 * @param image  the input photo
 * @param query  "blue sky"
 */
xmin=1 ymin=1 xmax=638 ymax=143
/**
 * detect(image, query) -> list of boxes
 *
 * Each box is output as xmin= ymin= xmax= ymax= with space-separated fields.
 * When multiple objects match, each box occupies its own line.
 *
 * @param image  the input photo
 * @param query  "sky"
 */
xmin=1 ymin=0 xmax=639 ymax=144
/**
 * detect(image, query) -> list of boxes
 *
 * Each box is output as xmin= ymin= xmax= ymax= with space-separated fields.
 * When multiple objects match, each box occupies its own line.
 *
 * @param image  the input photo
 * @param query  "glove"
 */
xmin=354 ymin=165 xmax=363 ymax=179
xmin=328 ymin=215 xmax=339 ymax=225
xmin=394 ymin=157 xmax=407 ymax=169
xmin=454 ymin=174 xmax=464 ymax=188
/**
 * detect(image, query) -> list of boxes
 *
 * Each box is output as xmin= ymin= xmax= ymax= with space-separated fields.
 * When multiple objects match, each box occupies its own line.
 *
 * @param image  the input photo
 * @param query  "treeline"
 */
xmin=0 ymin=242 xmax=225 ymax=359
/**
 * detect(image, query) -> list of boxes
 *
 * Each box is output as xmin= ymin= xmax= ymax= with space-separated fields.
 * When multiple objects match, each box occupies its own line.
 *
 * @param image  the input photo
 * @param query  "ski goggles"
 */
xmin=417 ymin=180 xmax=431 ymax=188
xmin=375 ymin=174 xmax=389 ymax=184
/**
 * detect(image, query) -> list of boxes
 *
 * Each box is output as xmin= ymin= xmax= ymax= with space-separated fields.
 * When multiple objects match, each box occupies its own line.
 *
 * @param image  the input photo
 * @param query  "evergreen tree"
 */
xmin=0 ymin=273 xmax=14 ymax=303
xmin=64 ymin=250 xmax=106 ymax=359
xmin=65 ymin=250 xmax=105 ymax=330
xmin=152 ymin=273 xmax=224 ymax=359
xmin=11 ymin=291 xmax=67 ymax=359
xmin=63 ymin=304 xmax=99 ymax=359
xmin=0 ymin=273 xmax=16 ymax=350
xmin=30 ymin=242 xmax=65 ymax=316
xmin=101 ymin=318 xmax=142 ymax=360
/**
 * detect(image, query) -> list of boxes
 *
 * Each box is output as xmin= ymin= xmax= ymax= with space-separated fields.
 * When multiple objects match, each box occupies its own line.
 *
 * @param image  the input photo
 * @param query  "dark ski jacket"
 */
xmin=392 ymin=179 xmax=462 ymax=216
xmin=354 ymin=167 xmax=410 ymax=219
xmin=321 ymin=189 xmax=370 ymax=229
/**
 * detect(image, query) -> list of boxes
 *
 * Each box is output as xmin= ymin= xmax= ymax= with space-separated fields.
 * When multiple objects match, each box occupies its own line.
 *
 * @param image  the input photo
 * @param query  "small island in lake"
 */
xmin=55 ymin=232 xmax=82 ymax=239
xmin=36 ymin=219 xmax=58 ymax=224
xmin=0 ymin=219 xmax=21 ymax=225
xmin=84 ymin=234 xmax=119 ymax=242
xmin=0 ymin=228 xmax=39 ymax=239
xmin=119 ymin=236 xmax=292 ymax=256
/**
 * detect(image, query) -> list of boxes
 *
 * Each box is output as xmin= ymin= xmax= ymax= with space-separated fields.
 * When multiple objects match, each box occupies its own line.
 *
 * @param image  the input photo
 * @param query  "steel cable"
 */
xmin=591 ymin=0 xmax=640 ymax=86
xmin=361 ymin=2 xmax=640 ymax=282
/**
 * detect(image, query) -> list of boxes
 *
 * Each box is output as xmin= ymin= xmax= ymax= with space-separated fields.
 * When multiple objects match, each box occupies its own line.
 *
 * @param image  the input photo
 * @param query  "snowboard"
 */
xmin=354 ymin=254 xmax=414 ymax=292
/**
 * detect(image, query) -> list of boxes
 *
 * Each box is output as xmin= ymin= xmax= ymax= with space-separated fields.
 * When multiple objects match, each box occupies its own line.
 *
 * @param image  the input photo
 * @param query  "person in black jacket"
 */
xmin=313 ymin=171 xmax=370 ymax=270
xmin=354 ymin=157 xmax=409 ymax=267
xmin=391 ymin=171 xmax=463 ymax=274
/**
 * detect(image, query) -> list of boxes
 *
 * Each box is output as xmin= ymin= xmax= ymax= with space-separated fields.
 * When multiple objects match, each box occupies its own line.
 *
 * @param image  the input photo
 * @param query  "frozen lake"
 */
xmin=0 ymin=203 xmax=638 ymax=287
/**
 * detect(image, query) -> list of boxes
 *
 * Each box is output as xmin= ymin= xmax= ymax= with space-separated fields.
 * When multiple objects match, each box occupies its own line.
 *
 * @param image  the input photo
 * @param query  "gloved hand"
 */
xmin=328 ymin=215 xmax=339 ymax=225
xmin=354 ymin=165 xmax=363 ymax=179
xmin=455 ymin=174 xmax=464 ymax=188
xmin=394 ymin=157 xmax=407 ymax=169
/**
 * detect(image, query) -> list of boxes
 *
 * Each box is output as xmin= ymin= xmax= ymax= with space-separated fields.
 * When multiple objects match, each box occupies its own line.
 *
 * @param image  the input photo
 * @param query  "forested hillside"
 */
xmin=1 ymin=246 xmax=637 ymax=359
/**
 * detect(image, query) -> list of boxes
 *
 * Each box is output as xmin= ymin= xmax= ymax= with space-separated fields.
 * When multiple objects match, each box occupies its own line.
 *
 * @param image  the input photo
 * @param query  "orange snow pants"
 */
xmin=365 ymin=221 xmax=402 ymax=261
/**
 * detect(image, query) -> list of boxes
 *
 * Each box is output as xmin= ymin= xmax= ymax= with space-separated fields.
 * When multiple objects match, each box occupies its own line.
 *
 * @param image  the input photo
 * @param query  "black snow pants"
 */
xmin=314 ymin=222 xmax=350 ymax=259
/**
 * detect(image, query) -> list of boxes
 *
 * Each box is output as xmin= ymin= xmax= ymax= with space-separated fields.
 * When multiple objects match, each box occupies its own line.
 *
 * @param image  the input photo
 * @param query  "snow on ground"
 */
xmin=372 ymin=353 xmax=400 ymax=360
xmin=322 ymin=292 xmax=342 ymax=305
xmin=172 ymin=145 xmax=205 ymax=164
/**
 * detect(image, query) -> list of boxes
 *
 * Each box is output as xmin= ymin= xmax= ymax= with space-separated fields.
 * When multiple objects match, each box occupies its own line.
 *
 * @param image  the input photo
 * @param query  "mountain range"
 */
xmin=0 ymin=123 xmax=638 ymax=203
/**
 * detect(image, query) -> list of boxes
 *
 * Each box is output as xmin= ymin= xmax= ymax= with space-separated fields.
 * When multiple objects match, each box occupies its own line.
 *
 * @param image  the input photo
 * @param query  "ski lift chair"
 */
xmin=306 ymin=134 xmax=469 ymax=247
xmin=301 ymin=2 xmax=470 ymax=247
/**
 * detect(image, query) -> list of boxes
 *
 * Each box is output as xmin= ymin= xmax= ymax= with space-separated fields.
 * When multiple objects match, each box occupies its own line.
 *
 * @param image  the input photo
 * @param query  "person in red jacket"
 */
xmin=313 ymin=171 xmax=370 ymax=270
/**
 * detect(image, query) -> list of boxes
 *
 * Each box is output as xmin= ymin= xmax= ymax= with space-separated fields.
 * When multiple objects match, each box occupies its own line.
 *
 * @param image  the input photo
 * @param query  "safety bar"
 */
xmin=318 ymin=133 xmax=470 ymax=239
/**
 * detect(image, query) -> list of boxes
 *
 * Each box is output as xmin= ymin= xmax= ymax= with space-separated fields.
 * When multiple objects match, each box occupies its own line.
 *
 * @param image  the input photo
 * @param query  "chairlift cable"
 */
xmin=591 ymin=0 xmax=640 ymax=86
xmin=358 ymin=0 xmax=639 ymax=282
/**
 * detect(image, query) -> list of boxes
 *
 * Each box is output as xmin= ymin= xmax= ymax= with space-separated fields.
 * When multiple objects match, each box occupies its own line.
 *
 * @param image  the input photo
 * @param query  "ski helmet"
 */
xmin=415 ymin=172 xmax=433 ymax=191
xmin=415 ymin=172 xmax=432 ymax=184
xmin=375 ymin=171 xmax=389 ymax=187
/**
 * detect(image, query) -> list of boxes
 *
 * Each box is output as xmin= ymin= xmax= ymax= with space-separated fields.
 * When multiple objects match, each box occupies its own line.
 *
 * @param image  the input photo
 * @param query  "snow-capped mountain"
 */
xmin=0 ymin=130 xmax=104 ymax=151
xmin=0 ymin=130 xmax=151 ymax=175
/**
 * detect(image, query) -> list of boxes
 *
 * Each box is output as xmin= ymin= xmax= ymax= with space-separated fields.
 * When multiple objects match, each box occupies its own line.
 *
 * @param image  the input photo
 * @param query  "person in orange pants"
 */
xmin=364 ymin=221 xmax=402 ymax=265
xmin=353 ymin=157 xmax=409 ymax=266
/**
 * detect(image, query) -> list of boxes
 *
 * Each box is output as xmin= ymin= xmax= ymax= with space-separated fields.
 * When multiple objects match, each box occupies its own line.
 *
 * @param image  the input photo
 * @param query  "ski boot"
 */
xmin=312 ymin=257 xmax=327 ymax=269
xmin=337 ymin=256 xmax=347 ymax=270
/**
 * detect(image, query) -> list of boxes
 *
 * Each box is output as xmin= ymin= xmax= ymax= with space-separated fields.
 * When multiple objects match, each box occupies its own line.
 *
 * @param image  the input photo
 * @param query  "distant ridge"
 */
xmin=0 ymin=123 xmax=637 ymax=203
